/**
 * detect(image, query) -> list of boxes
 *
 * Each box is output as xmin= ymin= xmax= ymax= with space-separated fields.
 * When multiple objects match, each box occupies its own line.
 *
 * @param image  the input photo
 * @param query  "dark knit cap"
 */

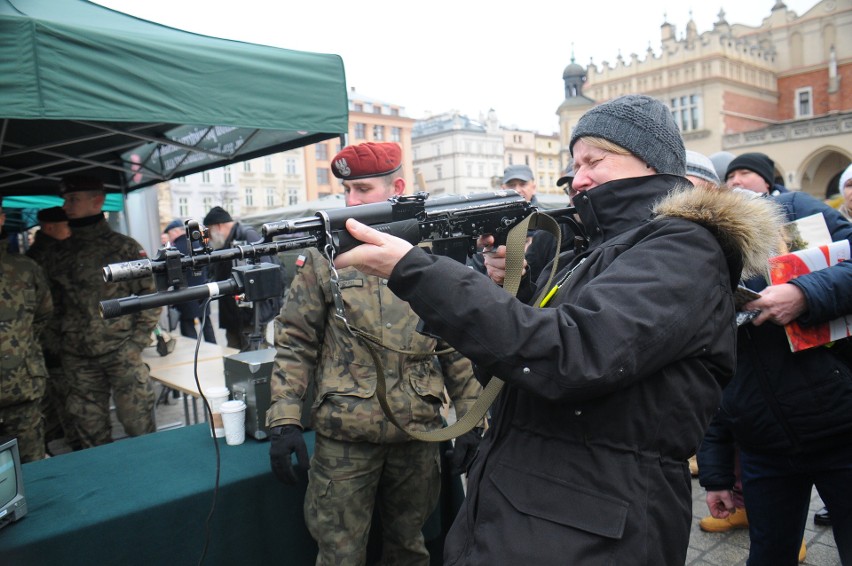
xmin=569 ymin=94 xmax=686 ymax=176
xmin=725 ymin=152 xmax=775 ymax=188
xmin=59 ymin=174 xmax=105 ymax=194
xmin=37 ymin=206 xmax=68 ymax=223
xmin=203 ymin=206 xmax=233 ymax=226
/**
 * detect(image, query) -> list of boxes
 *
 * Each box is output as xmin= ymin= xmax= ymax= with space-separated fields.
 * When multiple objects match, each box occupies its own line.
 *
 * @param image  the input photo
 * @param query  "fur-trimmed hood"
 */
xmin=653 ymin=186 xmax=786 ymax=281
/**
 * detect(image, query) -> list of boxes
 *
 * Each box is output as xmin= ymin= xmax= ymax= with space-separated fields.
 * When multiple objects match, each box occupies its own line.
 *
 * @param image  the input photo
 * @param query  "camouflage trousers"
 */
xmin=305 ymin=435 xmax=440 ymax=566
xmin=41 ymin=363 xmax=81 ymax=450
xmin=0 ymin=400 xmax=44 ymax=463
xmin=62 ymin=343 xmax=156 ymax=448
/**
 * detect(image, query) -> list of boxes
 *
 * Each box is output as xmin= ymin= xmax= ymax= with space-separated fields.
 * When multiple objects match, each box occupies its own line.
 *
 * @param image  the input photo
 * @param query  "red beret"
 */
xmin=331 ymin=142 xmax=402 ymax=181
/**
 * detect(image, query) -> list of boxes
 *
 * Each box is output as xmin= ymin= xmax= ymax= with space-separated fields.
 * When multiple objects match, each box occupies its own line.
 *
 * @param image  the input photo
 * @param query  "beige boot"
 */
xmin=699 ymin=507 xmax=749 ymax=532
xmin=688 ymin=455 xmax=699 ymax=477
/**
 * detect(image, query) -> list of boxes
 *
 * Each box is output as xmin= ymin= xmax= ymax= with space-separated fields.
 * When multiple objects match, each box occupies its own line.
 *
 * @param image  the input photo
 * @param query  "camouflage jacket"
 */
xmin=50 ymin=215 xmax=158 ymax=357
xmin=26 ymin=231 xmax=67 ymax=361
xmin=0 ymin=246 xmax=52 ymax=406
xmin=267 ymin=247 xmax=481 ymax=443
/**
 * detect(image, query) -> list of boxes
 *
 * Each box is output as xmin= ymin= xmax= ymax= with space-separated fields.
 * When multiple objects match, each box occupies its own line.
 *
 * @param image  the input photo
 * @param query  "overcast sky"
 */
xmin=95 ymin=0 xmax=819 ymax=135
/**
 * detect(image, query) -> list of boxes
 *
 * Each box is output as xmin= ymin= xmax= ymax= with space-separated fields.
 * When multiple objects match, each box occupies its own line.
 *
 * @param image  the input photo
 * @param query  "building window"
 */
xmin=466 ymin=162 xmax=473 ymax=177
xmin=373 ymin=105 xmax=382 ymax=114
xmin=223 ymin=166 xmax=232 ymax=184
xmin=288 ymin=188 xmax=299 ymax=205
xmin=391 ymin=127 xmax=401 ymax=142
xmin=201 ymin=171 xmax=211 ymax=183
xmin=354 ymin=123 xmax=366 ymax=139
xmin=354 ymin=103 xmax=363 ymax=112
xmin=316 ymin=144 xmax=328 ymax=160
xmin=795 ymin=87 xmax=813 ymax=118
xmin=243 ymin=161 xmax=252 ymax=172
xmin=433 ymin=143 xmax=441 ymax=157
xmin=266 ymin=187 xmax=275 ymax=207
xmin=264 ymin=157 xmax=273 ymax=173
xmin=391 ymin=108 xmax=399 ymax=116
xmin=478 ymin=163 xmax=485 ymax=177
xmin=670 ymin=94 xmax=701 ymax=132
xmin=373 ymin=125 xmax=385 ymax=140
xmin=245 ymin=188 xmax=254 ymax=206
xmin=178 ymin=197 xmax=188 ymax=217
xmin=203 ymin=196 xmax=213 ymax=212
xmin=436 ymin=164 xmax=443 ymax=180
xmin=286 ymin=158 xmax=296 ymax=175
xmin=317 ymin=168 xmax=330 ymax=185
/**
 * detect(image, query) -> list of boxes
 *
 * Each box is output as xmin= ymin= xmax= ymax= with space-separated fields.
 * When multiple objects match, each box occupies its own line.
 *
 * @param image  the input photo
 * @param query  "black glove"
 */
xmin=268 ymin=425 xmax=310 ymax=485
xmin=448 ymin=428 xmax=483 ymax=476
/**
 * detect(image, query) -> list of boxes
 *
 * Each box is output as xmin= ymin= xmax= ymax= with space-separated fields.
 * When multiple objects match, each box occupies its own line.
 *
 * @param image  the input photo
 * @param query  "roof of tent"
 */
xmin=0 ymin=0 xmax=349 ymax=198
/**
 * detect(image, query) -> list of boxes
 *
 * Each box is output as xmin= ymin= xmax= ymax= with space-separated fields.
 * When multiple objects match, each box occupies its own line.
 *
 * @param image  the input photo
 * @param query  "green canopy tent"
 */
xmin=0 ymin=0 xmax=349 ymax=206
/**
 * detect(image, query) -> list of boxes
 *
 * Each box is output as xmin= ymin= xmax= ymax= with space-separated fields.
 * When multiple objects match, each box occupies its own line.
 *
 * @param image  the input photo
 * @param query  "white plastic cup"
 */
xmin=205 ymin=386 xmax=231 ymax=438
xmin=220 ymin=400 xmax=247 ymax=446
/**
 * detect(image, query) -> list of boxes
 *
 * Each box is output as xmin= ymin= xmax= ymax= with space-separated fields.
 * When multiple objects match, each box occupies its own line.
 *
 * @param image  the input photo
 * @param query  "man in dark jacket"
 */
xmin=203 ymin=206 xmax=282 ymax=350
xmin=163 ymin=219 xmax=216 ymax=343
xmin=334 ymin=95 xmax=783 ymax=565
xmin=698 ymin=159 xmax=852 ymax=565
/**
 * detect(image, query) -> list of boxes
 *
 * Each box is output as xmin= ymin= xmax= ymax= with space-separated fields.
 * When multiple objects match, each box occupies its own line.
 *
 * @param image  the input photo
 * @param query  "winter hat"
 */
xmin=331 ymin=142 xmax=402 ymax=180
xmin=569 ymin=94 xmax=686 ymax=176
xmin=37 ymin=206 xmax=68 ymax=223
xmin=203 ymin=206 xmax=233 ymax=226
xmin=709 ymin=151 xmax=736 ymax=183
xmin=685 ymin=150 xmax=720 ymax=185
xmin=726 ymin=153 xmax=775 ymax=188
xmin=839 ymin=164 xmax=852 ymax=194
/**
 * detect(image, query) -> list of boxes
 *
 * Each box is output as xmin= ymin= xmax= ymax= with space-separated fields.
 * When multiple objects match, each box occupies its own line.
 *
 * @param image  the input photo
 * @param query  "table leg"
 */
xmin=182 ymin=393 xmax=191 ymax=426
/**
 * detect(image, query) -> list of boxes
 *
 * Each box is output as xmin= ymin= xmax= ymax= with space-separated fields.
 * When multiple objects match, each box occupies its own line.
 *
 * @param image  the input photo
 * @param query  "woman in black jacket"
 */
xmin=335 ymin=95 xmax=783 ymax=565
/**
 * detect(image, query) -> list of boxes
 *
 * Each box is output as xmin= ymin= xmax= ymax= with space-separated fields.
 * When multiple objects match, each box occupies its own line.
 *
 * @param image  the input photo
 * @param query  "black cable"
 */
xmin=195 ymin=297 xmax=220 ymax=566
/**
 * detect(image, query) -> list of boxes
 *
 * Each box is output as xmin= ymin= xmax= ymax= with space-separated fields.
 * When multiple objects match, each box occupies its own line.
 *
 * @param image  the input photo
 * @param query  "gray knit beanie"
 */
xmin=569 ymin=94 xmax=686 ymax=176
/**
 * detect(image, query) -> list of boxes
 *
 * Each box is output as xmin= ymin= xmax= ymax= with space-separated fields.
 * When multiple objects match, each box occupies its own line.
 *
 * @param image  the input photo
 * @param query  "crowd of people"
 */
xmin=1 ymin=93 xmax=850 ymax=565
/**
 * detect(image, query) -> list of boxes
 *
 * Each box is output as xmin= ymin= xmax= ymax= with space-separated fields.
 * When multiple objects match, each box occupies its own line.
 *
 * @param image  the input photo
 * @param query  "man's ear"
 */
xmin=393 ymin=177 xmax=406 ymax=196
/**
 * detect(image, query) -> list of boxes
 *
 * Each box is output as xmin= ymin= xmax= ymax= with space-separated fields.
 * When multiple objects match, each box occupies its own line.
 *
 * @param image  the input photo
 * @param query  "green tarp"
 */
xmin=0 ymin=0 xmax=349 ymax=197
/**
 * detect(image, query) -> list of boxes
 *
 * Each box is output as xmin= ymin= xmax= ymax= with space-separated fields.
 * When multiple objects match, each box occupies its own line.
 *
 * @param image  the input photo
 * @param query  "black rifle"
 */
xmin=99 ymin=191 xmax=584 ymax=319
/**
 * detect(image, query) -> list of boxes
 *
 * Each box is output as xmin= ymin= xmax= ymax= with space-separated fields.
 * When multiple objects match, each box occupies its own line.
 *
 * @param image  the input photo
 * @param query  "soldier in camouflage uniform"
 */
xmin=267 ymin=143 xmax=482 ymax=566
xmin=52 ymin=176 xmax=159 ymax=448
xmin=26 ymin=206 xmax=80 ymax=451
xmin=0 ymin=198 xmax=53 ymax=462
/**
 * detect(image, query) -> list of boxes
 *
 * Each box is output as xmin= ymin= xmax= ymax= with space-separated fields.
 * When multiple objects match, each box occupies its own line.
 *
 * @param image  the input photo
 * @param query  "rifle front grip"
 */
xmin=335 ymin=219 xmax=423 ymax=254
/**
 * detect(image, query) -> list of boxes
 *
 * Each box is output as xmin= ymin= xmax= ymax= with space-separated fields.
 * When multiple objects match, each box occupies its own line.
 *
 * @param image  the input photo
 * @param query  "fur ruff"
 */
xmin=652 ymin=186 xmax=786 ymax=281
